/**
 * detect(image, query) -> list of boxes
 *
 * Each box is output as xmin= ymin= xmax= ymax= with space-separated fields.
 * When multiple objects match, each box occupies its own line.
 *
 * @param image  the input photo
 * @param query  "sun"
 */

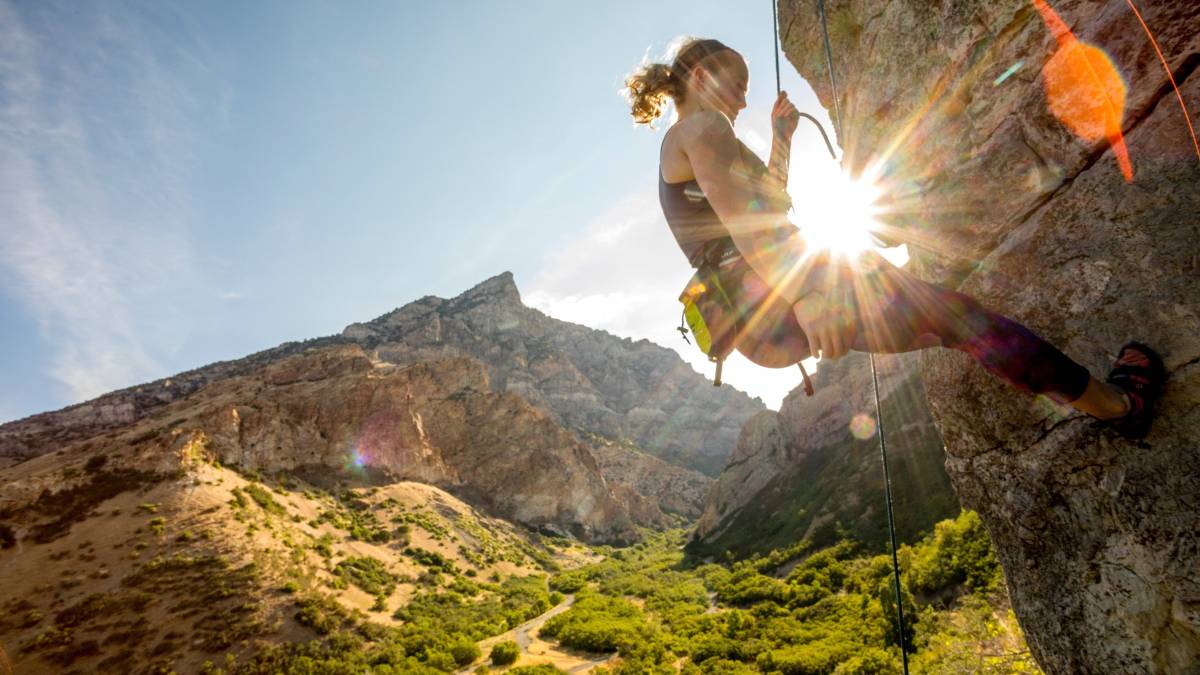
xmin=789 ymin=165 xmax=892 ymax=260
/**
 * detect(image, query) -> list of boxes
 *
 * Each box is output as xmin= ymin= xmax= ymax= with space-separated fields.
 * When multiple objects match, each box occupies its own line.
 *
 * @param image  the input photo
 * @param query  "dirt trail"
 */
xmin=457 ymin=593 xmax=616 ymax=674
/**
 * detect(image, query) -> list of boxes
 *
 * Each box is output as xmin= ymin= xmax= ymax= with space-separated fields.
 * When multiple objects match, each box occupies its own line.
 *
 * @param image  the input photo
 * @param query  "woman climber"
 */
xmin=623 ymin=37 xmax=1165 ymax=439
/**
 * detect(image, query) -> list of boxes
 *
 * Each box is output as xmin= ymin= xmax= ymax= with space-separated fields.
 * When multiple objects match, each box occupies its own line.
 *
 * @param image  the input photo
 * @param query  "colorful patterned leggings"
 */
xmin=729 ymin=256 xmax=1093 ymax=403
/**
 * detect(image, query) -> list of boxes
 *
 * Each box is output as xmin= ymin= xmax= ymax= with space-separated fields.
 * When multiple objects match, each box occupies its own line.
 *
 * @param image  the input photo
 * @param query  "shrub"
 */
xmin=904 ymin=510 xmax=1000 ymax=596
xmin=294 ymin=594 xmax=354 ymax=635
xmin=405 ymin=546 xmax=457 ymax=573
xmin=312 ymin=534 xmax=334 ymax=559
xmin=540 ymin=592 xmax=645 ymax=653
xmin=490 ymin=640 xmax=519 ymax=666
xmin=334 ymin=556 xmax=397 ymax=597
xmin=243 ymin=483 xmax=287 ymax=516
xmin=450 ymin=638 xmax=482 ymax=666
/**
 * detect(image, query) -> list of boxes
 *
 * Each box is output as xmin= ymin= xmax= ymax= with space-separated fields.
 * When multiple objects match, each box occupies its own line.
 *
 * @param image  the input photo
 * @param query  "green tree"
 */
xmin=490 ymin=640 xmax=519 ymax=666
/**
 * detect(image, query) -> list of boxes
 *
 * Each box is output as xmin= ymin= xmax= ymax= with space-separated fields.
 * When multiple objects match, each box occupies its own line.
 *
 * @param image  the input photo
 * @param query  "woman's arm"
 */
xmin=682 ymin=110 xmax=856 ymax=358
xmin=767 ymin=135 xmax=791 ymax=191
xmin=682 ymin=110 xmax=814 ymax=303
xmin=767 ymin=91 xmax=800 ymax=191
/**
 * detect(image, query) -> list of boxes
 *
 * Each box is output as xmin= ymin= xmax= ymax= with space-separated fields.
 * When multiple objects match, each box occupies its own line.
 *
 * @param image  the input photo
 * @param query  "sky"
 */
xmin=0 ymin=0 xmax=897 ymax=424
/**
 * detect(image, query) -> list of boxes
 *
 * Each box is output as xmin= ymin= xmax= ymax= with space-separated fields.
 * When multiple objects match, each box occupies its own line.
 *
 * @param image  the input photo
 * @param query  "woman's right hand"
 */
xmin=793 ymin=291 xmax=857 ymax=360
xmin=772 ymin=91 xmax=801 ymax=140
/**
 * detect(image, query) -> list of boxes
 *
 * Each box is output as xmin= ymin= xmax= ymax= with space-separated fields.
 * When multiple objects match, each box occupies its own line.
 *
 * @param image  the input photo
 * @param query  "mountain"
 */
xmin=339 ymin=272 xmax=763 ymax=477
xmin=2 ymin=272 xmax=760 ymax=480
xmin=691 ymin=351 xmax=958 ymax=557
xmin=1 ymin=273 xmax=748 ymax=544
xmin=0 ymin=271 xmax=750 ymax=672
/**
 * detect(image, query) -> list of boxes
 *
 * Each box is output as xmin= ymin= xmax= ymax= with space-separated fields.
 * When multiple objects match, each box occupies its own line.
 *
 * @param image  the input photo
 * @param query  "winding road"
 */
xmin=457 ymin=593 xmax=616 ymax=674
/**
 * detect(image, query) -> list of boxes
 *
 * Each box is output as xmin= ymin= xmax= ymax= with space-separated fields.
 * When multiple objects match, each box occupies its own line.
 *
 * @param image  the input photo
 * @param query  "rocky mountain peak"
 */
xmin=456 ymin=270 xmax=522 ymax=306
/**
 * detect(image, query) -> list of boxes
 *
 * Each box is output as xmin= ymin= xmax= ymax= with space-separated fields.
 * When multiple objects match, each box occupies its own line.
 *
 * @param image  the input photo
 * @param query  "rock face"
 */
xmin=780 ymin=0 xmax=1199 ymax=671
xmin=341 ymin=272 xmax=762 ymax=476
xmin=27 ymin=344 xmax=640 ymax=543
xmin=692 ymin=352 xmax=956 ymax=556
xmin=2 ymin=272 xmax=761 ymax=479
xmin=587 ymin=437 xmax=713 ymax=521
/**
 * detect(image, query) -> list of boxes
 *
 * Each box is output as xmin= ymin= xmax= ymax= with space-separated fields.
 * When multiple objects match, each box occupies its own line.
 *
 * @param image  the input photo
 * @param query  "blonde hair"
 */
xmin=622 ymin=37 xmax=741 ymax=130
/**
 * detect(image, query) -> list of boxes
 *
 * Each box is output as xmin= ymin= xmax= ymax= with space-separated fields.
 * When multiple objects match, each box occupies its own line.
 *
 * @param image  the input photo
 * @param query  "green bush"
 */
xmin=490 ymin=640 xmax=519 ymax=665
xmin=405 ymin=546 xmax=457 ymax=573
xmin=293 ymin=594 xmax=354 ymax=635
xmin=312 ymin=533 xmax=334 ymax=559
xmin=903 ymin=510 xmax=1000 ymax=596
xmin=450 ymin=637 xmax=482 ymax=666
xmin=243 ymin=484 xmax=287 ymax=516
xmin=540 ymin=592 xmax=645 ymax=653
xmin=335 ymin=556 xmax=397 ymax=597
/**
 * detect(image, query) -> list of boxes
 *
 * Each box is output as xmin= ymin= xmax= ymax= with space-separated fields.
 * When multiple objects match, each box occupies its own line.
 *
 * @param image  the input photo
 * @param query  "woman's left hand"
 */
xmin=772 ymin=91 xmax=800 ymax=140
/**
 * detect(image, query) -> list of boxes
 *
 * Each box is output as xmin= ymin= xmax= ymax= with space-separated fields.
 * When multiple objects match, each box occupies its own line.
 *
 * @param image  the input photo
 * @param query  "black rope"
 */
xmin=772 ymin=0 xmax=782 ymax=95
xmin=774 ymin=1 xmax=911 ymax=669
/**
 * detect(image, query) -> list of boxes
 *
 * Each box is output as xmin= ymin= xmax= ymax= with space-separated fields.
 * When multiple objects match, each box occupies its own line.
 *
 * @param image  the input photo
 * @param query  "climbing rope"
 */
xmin=773 ymin=0 xmax=911 ymax=669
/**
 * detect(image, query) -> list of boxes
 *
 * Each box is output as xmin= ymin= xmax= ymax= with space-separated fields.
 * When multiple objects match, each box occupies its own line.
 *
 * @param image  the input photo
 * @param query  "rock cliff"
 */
xmin=692 ymin=352 xmax=957 ymax=556
xmin=780 ymin=0 xmax=1199 ymax=671
xmin=341 ymin=272 xmax=761 ymax=476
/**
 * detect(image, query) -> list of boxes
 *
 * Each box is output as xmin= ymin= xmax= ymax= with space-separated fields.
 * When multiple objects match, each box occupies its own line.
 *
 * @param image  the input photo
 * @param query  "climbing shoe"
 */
xmin=1103 ymin=341 xmax=1166 ymax=440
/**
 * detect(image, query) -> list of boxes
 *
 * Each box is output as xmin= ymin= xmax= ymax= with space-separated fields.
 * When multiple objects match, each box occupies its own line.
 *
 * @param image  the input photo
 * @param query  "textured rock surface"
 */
xmin=16 ymin=343 xmax=639 ymax=543
xmin=2 ymin=272 xmax=762 ymax=478
xmin=341 ymin=272 xmax=763 ymax=476
xmin=693 ymin=352 xmax=956 ymax=555
xmin=587 ymin=437 xmax=713 ymax=521
xmin=781 ymin=0 xmax=1199 ymax=671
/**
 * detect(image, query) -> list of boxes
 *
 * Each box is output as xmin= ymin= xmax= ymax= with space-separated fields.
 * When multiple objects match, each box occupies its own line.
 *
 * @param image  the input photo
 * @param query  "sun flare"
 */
xmin=791 ymin=168 xmax=885 ymax=257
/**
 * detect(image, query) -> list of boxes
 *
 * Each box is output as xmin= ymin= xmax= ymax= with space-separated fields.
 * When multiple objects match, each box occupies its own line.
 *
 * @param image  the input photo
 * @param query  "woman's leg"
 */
xmin=846 ymin=261 xmax=1129 ymax=417
xmin=728 ymin=254 xmax=1137 ymax=422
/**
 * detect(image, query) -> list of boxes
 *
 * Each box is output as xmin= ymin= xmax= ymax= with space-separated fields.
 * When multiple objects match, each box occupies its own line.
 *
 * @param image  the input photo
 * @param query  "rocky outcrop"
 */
xmin=692 ymin=352 xmax=956 ymax=555
xmin=2 ymin=272 xmax=761 ymax=478
xmin=587 ymin=437 xmax=714 ymax=521
xmin=340 ymin=272 xmax=762 ymax=476
xmin=32 ymin=344 xmax=639 ymax=543
xmin=781 ymin=0 xmax=1199 ymax=671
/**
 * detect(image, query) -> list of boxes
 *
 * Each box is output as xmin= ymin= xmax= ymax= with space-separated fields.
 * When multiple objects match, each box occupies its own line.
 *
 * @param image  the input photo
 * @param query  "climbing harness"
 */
xmin=676 ymin=237 xmax=815 ymax=394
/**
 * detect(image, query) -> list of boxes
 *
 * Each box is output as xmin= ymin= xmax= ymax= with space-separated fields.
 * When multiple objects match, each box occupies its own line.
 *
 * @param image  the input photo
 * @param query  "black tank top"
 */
xmin=658 ymin=131 xmax=791 ymax=268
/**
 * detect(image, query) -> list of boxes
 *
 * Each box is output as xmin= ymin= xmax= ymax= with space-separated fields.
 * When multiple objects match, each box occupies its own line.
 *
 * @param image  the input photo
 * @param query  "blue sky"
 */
xmin=1 ymin=0 xmax=873 ymax=423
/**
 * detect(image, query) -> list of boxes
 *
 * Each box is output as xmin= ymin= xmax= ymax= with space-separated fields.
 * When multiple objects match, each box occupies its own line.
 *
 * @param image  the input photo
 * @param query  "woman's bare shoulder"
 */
xmin=673 ymin=110 xmax=735 ymax=145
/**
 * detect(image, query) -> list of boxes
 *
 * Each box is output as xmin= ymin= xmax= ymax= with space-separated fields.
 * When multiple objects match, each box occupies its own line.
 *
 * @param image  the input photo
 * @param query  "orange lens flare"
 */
xmin=1033 ymin=0 xmax=1133 ymax=181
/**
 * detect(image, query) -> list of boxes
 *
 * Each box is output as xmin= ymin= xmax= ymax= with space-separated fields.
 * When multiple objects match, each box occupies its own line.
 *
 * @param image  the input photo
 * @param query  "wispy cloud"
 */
xmin=0 ymin=1 xmax=217 ymax=406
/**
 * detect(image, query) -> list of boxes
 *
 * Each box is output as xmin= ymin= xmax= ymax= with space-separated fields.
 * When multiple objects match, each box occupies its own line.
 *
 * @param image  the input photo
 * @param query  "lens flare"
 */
xmin=849 ymin=412 xmax=877 ymax=440
xmin=343 ymin=445 xmax=368 ymax=474
xmin=1033 ymin=0 xmax=1133 ymax=181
